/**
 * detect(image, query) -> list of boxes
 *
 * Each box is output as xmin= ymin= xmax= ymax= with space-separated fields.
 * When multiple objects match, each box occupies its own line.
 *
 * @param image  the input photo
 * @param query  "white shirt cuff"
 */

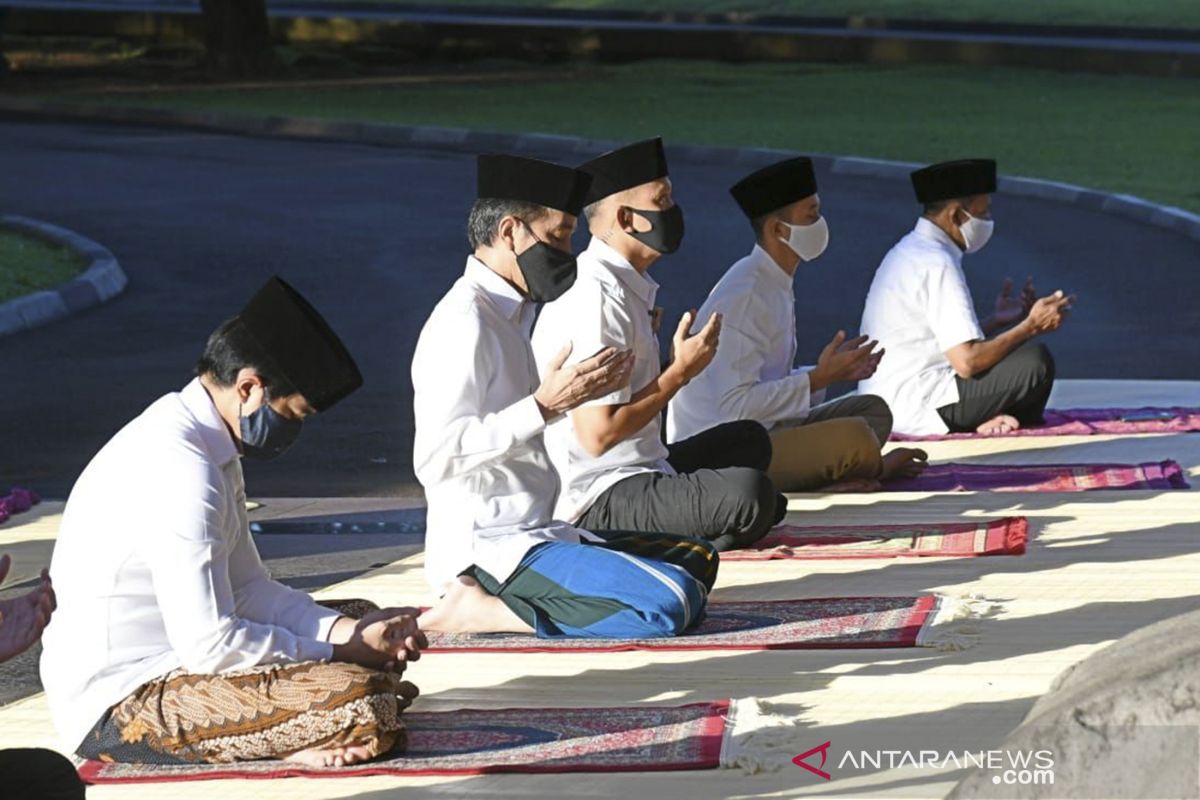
xmin=498 ymin=394 xmax=547 ymax=440
xmin=297 ymin=638 xmax=336 ymax=663
xmin=314 ymin=606 xmax=345 ymax=643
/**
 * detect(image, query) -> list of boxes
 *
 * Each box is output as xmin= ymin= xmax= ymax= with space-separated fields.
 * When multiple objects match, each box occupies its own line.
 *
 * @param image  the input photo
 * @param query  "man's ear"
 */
xmin=949 ymin=201 xmax=969 ymax=226
xmin=613 ymin=204 xmax=631 ymax=233
xmin=771 ymin=216 xmax=790 ymax=243
xmin=234 ymin=368 xmax=265 ymax=406
xmin=496 ymin=216 xmax=519 ymax=250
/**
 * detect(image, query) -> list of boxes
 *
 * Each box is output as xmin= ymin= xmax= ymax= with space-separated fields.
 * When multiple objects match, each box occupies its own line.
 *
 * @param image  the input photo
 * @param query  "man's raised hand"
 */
xmin=668 ymin=310 xmax=722 ymax=384
xmin=535 ymin=343 xmax=635 ymax=419
xmin=811 ymin=330 xmax=881 ymax=390
xmin=1024 ymin=290 xmax=1074 ymax=335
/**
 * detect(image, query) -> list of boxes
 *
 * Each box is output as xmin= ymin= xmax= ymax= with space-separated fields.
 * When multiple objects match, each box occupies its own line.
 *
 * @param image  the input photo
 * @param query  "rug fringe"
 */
xmin=916 ymin=593 xmax=1004 ymax=651
xmin=719 ymin=697 xmax=803 ymax=774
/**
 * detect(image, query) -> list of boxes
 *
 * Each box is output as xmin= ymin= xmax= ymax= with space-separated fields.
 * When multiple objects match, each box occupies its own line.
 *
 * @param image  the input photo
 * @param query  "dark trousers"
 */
xmin=576 ymin=420 xmax=784 ymax=552
xmin=0 ymin=749 xmax=86 ymax=799
xmin=938 ymin=341 xmax=1056 ymax=433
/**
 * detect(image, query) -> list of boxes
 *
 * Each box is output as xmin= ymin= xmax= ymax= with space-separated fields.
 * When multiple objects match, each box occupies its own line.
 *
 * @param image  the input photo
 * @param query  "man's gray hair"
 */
xmin=466 ymin=198 xmax=549 ymax=250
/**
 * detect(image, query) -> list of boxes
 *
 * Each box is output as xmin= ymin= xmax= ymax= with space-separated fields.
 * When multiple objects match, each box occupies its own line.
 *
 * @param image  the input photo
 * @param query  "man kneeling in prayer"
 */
xmin=41 ymin=278 xmax=425 ymax=768
xmin=412 ymin=153 xmax=718 ymax=638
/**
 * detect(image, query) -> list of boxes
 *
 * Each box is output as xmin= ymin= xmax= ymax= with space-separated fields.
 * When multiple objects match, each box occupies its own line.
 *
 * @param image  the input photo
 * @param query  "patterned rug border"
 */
xmin=721 ymin=517 xmax=1028 ymax=560
xmin=78 ymin=701 xmax=731 ymax=784
xmin=880 ymin=460 xmax=1189 ymax=492
xmin=421 ymin=595 xmax=938 ymax=654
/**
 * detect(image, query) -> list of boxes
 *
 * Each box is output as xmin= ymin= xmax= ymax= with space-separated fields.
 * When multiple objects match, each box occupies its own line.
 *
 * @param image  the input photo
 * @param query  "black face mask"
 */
xmin=515 ymin=222 xmax=578 ymax=303
xmin=625 ymin=204 xmax=685 ymax=254
xmin=239 ymin=401 xmax=302 ymax=461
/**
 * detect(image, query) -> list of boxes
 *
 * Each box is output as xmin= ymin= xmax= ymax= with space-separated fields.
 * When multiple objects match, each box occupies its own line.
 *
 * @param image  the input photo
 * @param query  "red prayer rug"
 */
xmin=880 ymin=461 xmax=1188 ymax=492
xmin=722 ymin=517 xmax=1028 ymax=560
xmin=891 ymin=407 xmax=1200 ymax=441
xmin=0 ymin=486 xmax=40 ymax=526
xmin=79 ymin=701 xmax=732 ymax=783
xmin=421 ymin=595 xmax=957 ymax=653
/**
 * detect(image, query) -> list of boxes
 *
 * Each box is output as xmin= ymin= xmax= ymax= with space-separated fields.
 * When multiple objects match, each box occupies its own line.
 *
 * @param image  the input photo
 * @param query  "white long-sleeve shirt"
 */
xmin=412 ymin=257 xmax=595 ymax=594
xmin=667 ymin=245 xmax=827 ymax=442
xmin=40 ymin=378 xmax=342 ymax=752
xmin=530 ymin=237 xmax=674 ymax=523
xmin=858 ymin=217 xmax=985 ymax=435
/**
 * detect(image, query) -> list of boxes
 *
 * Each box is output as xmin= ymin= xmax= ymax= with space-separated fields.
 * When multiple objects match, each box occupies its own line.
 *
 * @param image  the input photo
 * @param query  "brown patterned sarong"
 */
xmin=78 ymin=594 xmax=413 ymax=765
xmin=78 ymin=660 xmax=413 ymax=765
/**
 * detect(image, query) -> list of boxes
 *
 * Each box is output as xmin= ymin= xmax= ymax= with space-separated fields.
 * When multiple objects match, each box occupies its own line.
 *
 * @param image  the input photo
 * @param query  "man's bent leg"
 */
xmin=77 ymin=662 xmax=409 ymax=764
xmin=767 ymin=418 xmax=883 ymax=492
xmin=666 ymin=420 xmax=773 ymax=473
xmin=938 ymin=341 xmax=1056 ymax=432
xmin=575 ymin=467 xmax=780 ymax=551
xmin=801 ymin=394 xmax=894 ymax=445
xmin=469 ymin=538 xmax=714 ymax=638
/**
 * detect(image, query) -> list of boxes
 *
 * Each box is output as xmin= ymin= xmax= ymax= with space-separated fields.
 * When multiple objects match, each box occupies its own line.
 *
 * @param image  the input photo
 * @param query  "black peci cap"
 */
xmin=910 ymin=159 xmax=997 ymax=204
xmin=578 ymin=137 xmax=670 ymax=206
xmin=730 ymin=156 xmax=819 ymax=219
xmin=476 ymin=154 xmax=592 ymax=217
xmin=233 ymin=276 xmax=363 ymax=412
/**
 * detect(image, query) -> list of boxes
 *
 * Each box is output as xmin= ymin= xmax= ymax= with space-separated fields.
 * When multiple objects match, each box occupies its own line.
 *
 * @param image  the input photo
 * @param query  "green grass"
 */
xmin=54 ymin=61 xmax=1200 ymax=210
xmin=335 ymin=0 xmax=1200 ymax=29
xmin=0 ymin=229 xmax=87 ymax=303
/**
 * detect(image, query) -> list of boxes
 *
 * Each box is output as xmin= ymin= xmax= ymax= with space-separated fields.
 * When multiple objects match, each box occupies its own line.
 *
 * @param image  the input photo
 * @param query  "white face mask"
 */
xmin=779 ymin=216 xmax=830 ymax=262
xmin=959 ymin=210 xmax=995 ymax=254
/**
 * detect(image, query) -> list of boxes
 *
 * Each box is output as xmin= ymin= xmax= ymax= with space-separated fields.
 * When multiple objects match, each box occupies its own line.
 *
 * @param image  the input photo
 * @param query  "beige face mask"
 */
xmin=959 ymin=210 xmax=996 ymax=254
xmin=779 ymin=216 xmax=830 ymax=262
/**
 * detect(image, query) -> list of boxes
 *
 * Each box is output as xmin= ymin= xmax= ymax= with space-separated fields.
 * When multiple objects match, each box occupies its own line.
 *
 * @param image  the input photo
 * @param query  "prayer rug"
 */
xmin=419 ymin=595 xmax=967 ymax=653
xmin=890 ymin=407 xmax=1200 ymax=441
xmin=0 ymin=487 xmax=40 ymax=526
xmin=880 ymin=461 xmax=1188 ymax=492
xmin=79 ymin=701 xmax=732 ymax=782
xmin=722 ymin=517 xmax=1028 ymax=560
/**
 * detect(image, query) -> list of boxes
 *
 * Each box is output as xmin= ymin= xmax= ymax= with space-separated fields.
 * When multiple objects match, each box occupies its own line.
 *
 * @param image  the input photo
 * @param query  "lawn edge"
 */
xmin=0 ymin=214 xmax=127 ymax=338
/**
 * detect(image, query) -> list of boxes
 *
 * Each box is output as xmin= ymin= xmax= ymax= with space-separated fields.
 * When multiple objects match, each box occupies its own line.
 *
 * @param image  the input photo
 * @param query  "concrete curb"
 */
xmin=3 ymin=97 xmax=1199 ymax=247
xmin=0 ymin=214 xmax=127 ymax=338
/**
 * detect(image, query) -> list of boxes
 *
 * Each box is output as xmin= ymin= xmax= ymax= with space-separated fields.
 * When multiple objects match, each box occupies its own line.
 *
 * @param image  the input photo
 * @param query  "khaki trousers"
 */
xmin=767 ymin=394 xmax=893 ymax=492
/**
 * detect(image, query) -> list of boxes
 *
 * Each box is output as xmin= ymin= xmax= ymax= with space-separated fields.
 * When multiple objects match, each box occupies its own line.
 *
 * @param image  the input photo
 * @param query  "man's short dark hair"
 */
xmin=467 ymin=198 xmax=549 ymax=250
xmin=195 ymin=317 xmax=297 ymax=398
xmin=750 ymin=211 xmax=773 ymax=243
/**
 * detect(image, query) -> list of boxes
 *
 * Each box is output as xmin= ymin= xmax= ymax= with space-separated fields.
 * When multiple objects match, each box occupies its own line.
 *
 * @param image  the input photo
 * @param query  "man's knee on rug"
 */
xmin=768 ymin=417 xmax=882 ymax=491
xmin=708 ymin=467 xmax=781 ymax=551
xmin=856 ymin=394 xmax=894 ymax=445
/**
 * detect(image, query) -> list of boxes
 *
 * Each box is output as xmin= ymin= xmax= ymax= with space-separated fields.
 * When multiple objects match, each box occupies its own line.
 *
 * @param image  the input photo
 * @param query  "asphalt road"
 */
xmin=1 ymin=119 xmax=1197 ymax=498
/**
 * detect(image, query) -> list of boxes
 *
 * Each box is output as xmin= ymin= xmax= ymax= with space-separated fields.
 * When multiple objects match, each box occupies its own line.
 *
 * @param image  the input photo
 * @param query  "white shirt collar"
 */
xmin=914 ymin=217 xmax=964 ymax=265
xmin=750 ymin=244 xmax=796 ymax=290
xmin=180 ymin=377 xmax=239 ymax=467
xmin=584 ymin=236 xmax=659 ymax=305
xmin=465 ymin=255 xmax=527 ymax=322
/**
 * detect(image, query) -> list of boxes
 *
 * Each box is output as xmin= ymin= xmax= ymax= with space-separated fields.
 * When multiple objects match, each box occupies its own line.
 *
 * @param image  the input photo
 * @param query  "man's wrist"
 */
xmin=661 ymin=362 xmax=689 ymax=391
xmin=808 ymin=367 xmax=829 ymax=392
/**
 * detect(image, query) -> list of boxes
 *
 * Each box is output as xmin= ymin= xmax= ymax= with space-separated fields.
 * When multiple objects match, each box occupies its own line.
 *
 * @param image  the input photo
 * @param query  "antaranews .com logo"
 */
xmin=793 ymin=741 xmax=1054 ymax=786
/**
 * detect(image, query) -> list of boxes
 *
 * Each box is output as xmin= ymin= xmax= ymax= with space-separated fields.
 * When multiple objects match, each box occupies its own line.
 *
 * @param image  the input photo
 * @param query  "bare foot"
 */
xmin=285 ymin=743 xmax=373 ymax=768
xmin=818 ymin=478 xmax=883 ymax=493
xmin=976 ymin=414 xmax=1020 ymax=436
xmin=418 ymin=575 xmax=533 ymax=635
xmin=880 ymin=448 xmax=929 ymax=480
